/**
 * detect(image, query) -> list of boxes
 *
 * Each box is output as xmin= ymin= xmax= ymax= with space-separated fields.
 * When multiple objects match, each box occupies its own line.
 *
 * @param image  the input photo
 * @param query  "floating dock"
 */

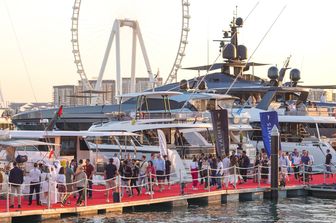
xmin=1 ymin=173 xmax=335 ymax=223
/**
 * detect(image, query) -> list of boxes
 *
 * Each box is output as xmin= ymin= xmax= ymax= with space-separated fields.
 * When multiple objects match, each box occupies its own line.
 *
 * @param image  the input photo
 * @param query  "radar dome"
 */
xmin=237 ymin=45 xmax=247 ymax=60
xmin=198 ymin=80 xmax=208 ymax=91
xmin=267 ymin=66 xmax=279 ymax=80
xmin=236 ymin=17 xmax=243 ymax=26
xmin=290 ymin=69 xmax=301 ymax=82
xmin=222 ymin=43 xmax=236 ymax=60
xmin=179 ymin=79 xmax=189 ymax=91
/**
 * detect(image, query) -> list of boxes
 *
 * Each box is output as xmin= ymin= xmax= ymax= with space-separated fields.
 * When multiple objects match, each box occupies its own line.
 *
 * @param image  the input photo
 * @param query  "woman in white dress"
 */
xmin=49 ymin=166 xmax=58 ymax=204
xmin=40 ymin=165 xmax=50 ymax=205
xmin=229 ymin=156 xmax=242 ymax=188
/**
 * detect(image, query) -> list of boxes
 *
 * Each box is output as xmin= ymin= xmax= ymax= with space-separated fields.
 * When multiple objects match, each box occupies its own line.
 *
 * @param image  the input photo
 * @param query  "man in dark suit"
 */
xmin=9 ymin=162 xmax=24 ymax=208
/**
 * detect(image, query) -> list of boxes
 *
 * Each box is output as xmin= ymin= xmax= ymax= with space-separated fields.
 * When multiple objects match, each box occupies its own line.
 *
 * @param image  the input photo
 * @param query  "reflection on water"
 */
xmin=28 ymin=197 xmax=336 ymax=223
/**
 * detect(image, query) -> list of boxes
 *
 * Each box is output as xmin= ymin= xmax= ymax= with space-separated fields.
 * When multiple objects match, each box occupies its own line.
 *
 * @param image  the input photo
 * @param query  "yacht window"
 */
xmin=317 ymin=123 xmax=336 ymax=138
xmin=115 ymin=136 xmax=138 ymax=146
xmin=198 ymin=130 xmax=214 ymax=144
xmin=60 ymin=136 xmax=77 ymax=156
xmin=130 ymin=136 xmax=142 ymax=147
xmin=16 ymin=146 xmax=39 ymax=152
xmin=217 ymin=99 xmax=235 ymax=109
xmin=250 ymin=130 xmax=263 ymax=141
xmin=79 ymin=138 xmax=89 ymax=151
xmin=279 ymin=122 xmax=313 ymax=142
xmin=162 ymin=129 xmax=171 ymax=145
xmin=141 ymin=130 xmax=158 ymax=145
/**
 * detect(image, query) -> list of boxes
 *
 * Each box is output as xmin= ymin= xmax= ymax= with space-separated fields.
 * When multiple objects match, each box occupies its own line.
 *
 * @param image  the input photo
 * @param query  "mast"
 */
xmin=220 ymin=10 xmax=246 ymax=77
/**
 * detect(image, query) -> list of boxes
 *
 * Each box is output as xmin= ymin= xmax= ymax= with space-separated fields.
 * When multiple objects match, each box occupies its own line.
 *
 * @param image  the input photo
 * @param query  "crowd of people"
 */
xmin=189 ymin=151 xmax=251 ymax=190
xmin=103 ymin=153 xmax=172 ymax=202
xmin=187 ymin=147 xmax=333 ymax=190
xmin=3 ymin=148 xmax=334 ymax=208
xmin=7 ymin=158 xmax=95 ymax=208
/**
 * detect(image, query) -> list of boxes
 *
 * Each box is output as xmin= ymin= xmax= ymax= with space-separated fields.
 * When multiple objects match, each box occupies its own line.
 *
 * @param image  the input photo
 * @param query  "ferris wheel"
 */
xmin=71 ymin=0 xmax=190 ymax=100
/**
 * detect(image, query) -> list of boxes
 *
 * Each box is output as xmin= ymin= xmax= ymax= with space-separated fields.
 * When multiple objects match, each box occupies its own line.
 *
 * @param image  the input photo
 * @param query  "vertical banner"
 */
xmin=210 ymin=109 xmax=229 ymax=158
xmin=260 ymin=111 xmax=280 ymax=157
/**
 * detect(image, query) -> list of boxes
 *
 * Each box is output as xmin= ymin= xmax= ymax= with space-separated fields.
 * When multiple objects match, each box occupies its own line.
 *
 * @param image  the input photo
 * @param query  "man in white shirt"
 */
xmin=216 ymin=157 xmax=224 ymax=189
xmin=138 ymin=155 xmax=148 ymax=193
xmin=320 ymin=92 xmax=327 ymax=103
xmin=222 ymin=154 xmax=231 ymax=188
xmin=28 ymin=163 xmax=42 ymax=205
xmin=113 ymin=153 xmax=120 ymax=171
xmin=279 ymin=152 xmax=290 ymax=184
xmin=292 ymin=150 xmax=301 ymax=180
xmin=307 ymin=151 xmax=314 ymax=181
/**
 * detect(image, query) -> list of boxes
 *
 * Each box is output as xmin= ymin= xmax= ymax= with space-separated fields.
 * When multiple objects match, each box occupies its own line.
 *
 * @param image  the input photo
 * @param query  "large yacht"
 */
xmin=239 ymin=88 xmax=336 ymax=169
xmin=11 ymin=14 xmax=302 ymax=131
xmin=10 ymin=13 xmax=336 ymax=172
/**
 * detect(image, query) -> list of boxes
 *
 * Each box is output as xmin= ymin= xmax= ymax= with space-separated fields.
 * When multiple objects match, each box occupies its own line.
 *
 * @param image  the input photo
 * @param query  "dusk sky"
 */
xmin=0 ymin=0 xmax=335 ymax=103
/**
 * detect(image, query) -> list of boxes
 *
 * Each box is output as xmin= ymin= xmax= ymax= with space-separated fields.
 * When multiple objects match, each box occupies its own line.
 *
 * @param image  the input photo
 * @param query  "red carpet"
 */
xmin=1 ymin=173 xmax=335 ymax=213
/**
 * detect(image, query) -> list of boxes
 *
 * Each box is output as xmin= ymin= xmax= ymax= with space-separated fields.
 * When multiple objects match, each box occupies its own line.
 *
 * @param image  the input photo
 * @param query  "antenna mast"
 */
xmin=0 ymin=85 xmax=5 ymax=108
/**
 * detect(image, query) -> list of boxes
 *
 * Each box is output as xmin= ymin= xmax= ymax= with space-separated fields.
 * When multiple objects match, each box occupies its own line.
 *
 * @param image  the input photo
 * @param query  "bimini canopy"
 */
xmin=4 ymin=130 xmax=139 ymax=139
xmin=170 ymin=92 xmax=238 ymax=102
xmin=0 ymin=140 xmax=57 ymax=147
xmin=116 ymin=91 xmax=183 ymax=99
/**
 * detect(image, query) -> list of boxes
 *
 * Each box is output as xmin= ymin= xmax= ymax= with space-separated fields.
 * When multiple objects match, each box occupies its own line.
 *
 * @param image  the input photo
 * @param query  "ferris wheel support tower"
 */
xmin=95 ymin=19 xmax=154 ymax=97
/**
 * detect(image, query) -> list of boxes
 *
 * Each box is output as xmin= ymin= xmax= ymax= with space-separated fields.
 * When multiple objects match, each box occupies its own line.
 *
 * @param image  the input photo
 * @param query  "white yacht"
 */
xmin=242 ymin=94 xmax=336 ymax=170
xmin=87 ymin=91 xmax=257 ymax=174
xmin=0 ymin=130 xmax=138 ymax=173
xmin=0 ymin=139 xmax=57 ymax=172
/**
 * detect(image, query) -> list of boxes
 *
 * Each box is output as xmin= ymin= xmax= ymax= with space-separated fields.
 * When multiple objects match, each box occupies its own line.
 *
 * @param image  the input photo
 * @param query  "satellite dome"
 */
xmin=223 ymin=31 xmax=229 ymax=38
xmin=198 ymin=80 xmax=208 ymax=91
xmin=222 ymin=43 xmax=236 ymax=60
xmin=267 ymin=66 xmax=279 ymax=80
xmin=179 ymin=79 xmax=189 ymax=91
xmin=236 ymin=17 xmax=243 ymax=26
xmin=290 ymin=69 xmax=301 ymax=82
xmin=237 ymin=45 xmax=247 ymax=60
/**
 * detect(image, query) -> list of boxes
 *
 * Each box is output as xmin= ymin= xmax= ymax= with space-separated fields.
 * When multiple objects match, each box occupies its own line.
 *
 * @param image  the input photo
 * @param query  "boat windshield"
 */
xmin=250 ymin=122 xmax=318 ymax=143
xmin=86 ymin=136 xmax=142 ymax=147
xmin=312 ymin=123 xmax=336 ymax=138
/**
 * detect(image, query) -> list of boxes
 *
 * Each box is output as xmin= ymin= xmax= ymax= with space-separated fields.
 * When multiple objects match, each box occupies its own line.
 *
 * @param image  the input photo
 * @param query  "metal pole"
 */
xmin=84 ymin=178 xmax=88 ymax=206
xmin=207 ymin=168 xmax=210 ymax=192
xmin=47 ymin=179 xmax=51 ymax=209
xmin=179 ymin=169 xmax=183 ymax=195
xmin=270 ymin=125 xmax=280 ymax=200
xmin=118 ymin=177 xmax=122 ymax=202
xmin=303 ymin=164 xmax=306 ymax=185
xmin=258 ymin=165 xmax=261 ymax=188
xmin=149 ymin=172 xmax=153 ymax=199
xmin=6 ymin=183 xmax=10 ymax=212
xmin=323 ymin=165 xmax=326 ymax=184
xmin=233 ymin=165 xmax=237 ymax=189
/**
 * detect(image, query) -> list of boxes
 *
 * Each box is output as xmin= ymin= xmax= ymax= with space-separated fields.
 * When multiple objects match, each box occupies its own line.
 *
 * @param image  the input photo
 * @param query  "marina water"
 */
xmin=23 ymin=197 xmax=335 ymax=223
